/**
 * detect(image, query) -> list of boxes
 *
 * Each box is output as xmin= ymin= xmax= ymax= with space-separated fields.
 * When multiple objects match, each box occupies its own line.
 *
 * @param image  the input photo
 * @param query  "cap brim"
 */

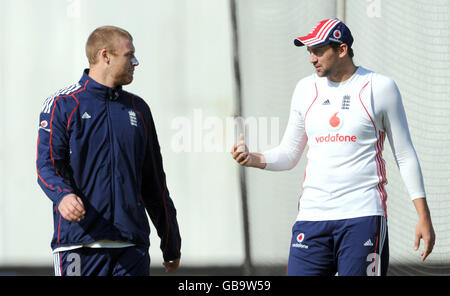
xmin=293 ymin=39 xmax=304 ymax=47
xmin=294 ymin=38 xmax=332 ymax=48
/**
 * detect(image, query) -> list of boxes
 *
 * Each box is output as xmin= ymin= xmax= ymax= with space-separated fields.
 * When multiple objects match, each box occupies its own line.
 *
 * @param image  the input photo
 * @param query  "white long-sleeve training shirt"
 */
xmin=263 ymin=66 xmax=425 ymax=221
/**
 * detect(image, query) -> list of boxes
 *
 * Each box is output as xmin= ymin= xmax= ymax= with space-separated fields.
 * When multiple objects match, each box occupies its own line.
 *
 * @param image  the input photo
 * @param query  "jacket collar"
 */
xmin=80 ymin=69 xmax=122 ymax=101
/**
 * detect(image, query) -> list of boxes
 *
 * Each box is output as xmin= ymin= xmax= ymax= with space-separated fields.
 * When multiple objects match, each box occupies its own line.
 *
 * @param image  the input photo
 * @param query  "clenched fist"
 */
xmin=58 ymin=193 xmax=86 ymax=222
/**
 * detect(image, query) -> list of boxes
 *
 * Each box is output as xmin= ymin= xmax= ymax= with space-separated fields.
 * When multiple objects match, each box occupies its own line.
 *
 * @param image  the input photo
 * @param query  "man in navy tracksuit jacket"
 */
xmin=36 ymin=26 xmax=181 ymax=276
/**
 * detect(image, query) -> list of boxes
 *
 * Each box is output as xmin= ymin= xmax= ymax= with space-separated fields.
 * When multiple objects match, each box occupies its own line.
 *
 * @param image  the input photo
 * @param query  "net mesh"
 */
xmin=346 ymin=0 xmax=450 ymax=276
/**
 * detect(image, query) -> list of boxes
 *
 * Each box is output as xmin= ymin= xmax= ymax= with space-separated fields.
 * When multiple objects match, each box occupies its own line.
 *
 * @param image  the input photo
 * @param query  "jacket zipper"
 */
xmin=105 ymin=99 xmax=115 ymax=219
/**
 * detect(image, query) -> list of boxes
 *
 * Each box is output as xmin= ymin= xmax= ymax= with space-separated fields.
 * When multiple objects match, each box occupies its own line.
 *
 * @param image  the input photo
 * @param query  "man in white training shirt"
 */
xmin=231 ymin=18 xmax=435 ymax=276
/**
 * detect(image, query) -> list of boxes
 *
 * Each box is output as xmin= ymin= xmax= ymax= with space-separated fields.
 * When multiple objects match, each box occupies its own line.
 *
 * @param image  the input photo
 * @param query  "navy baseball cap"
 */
xmin=294 ymin=18 xmax=353 ymax=48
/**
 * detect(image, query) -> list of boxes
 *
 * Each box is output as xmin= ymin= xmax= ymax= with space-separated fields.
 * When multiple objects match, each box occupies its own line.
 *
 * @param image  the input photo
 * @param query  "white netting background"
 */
xmin=346 ymin=0 xmax=450 ymax=275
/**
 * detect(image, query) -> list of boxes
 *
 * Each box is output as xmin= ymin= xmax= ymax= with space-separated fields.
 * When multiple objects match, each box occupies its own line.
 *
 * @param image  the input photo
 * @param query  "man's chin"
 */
xmin=315 ymin=69 xmax=328 ymax=77
xmin=117 ymin=76 xmax=133 ymax=86
xmin=316 ymin=71 xmax=325 ymax=77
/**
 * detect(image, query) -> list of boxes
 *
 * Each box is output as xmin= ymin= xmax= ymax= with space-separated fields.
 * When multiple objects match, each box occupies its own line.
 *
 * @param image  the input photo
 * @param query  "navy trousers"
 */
xmin=287 ymin=215 xmax=389 ymax=276
xmin=53 ymin=246 xmax=150 ymax=276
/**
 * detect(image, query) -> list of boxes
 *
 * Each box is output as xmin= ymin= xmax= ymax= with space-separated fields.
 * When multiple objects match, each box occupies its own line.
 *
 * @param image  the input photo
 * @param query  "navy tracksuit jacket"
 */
xmin=36 ymin=69 xmax=181 ymax=261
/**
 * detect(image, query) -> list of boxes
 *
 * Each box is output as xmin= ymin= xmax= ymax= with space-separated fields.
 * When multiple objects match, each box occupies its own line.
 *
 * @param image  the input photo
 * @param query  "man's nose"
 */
xmin=131 ymin=57 xmax=139 ymax=67
xmin=310 ymin=53 xmax=318 ymax=64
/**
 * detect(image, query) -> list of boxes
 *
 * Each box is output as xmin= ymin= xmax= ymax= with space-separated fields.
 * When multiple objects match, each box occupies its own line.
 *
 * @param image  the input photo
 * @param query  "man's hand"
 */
xmin=58 ymin=193 xmax=86 ymax=222
xmin=232 ymin=133 xmax=251 ymax=166
xmin=414 ymin=217 xmax=436 ymax=262
xmin=231 ymin=133 xmax=266 ymax=168
xmin=413 ymin=198 xmax=436 ymax=262
xmin=163 ymin=258 xmax=180 ymax=272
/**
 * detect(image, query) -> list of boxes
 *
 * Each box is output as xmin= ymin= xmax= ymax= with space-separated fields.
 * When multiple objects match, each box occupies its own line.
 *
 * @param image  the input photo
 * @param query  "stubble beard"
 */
xmin=115 ymin=72 xmax=133 ymax=86
xmin=316 ymin=67 xmax=330 ymax=78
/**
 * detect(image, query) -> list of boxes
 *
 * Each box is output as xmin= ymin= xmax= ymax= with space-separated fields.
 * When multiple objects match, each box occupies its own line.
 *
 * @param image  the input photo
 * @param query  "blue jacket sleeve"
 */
xmin=141 ymin=105 xmax=181 ymax=262
xmin=36 ymin=96 xmax=75 ymax=206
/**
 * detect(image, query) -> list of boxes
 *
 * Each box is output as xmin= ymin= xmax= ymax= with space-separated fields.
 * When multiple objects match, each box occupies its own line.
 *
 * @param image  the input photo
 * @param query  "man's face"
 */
xmin=109 ymin=37 xmax=139 ymax=86
xmin=307 ymin=44 xmax=339 ymax=77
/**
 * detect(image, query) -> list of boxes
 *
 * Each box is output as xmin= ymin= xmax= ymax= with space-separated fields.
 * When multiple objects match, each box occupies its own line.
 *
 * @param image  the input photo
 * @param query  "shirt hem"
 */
xmin=296 ymin=211 xmax=386 ymax=222
xmin=52 ymin=240 xmax=136 ymax=253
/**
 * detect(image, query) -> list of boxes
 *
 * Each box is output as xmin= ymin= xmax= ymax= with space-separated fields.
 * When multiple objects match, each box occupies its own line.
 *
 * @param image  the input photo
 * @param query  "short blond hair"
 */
xmin=85 ymin=26 xmax=133 ymax=65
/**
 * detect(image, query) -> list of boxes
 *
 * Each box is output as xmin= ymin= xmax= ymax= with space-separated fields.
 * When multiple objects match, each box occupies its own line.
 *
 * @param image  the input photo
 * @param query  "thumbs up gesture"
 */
xmin=231 ymin=133 xmax=251 ymax=166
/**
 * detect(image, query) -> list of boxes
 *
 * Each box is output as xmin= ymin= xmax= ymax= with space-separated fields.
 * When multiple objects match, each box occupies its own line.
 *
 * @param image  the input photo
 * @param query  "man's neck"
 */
xmin=88 ymin=67 xmax=116 ymax=88
xmin=327 ymin=62 xmax=358 ymax=83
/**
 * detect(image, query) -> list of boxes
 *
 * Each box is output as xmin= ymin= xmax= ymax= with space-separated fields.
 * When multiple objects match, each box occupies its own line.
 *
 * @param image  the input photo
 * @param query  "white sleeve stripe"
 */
xmin=42 ymin=83 xmax=81 ymax=114
xmin=53 ymin=253 xmax=62 ymax=276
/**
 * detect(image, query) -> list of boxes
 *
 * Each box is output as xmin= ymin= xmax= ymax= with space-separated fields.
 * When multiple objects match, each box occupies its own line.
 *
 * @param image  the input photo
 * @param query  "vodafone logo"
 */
xmin=292 ymin=233 xmax=308 ymax=249
xmin=333 ymin=29 xmax=341 ymax=39
xmin=39 ymin=120 xmax=50 ymax=132
xmin=315 ymin=133 xmax=357 ymax=143
xmin=329 ymin=112 xmax=343 ymax=131
xmin=314 ymin=112 xmax=357 ymax=143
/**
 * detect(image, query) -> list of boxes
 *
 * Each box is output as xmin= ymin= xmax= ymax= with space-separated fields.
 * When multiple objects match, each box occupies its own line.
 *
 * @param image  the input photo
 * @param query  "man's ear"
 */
xmin=339 ymin=44 xmax=348 ymax=58
xmin=99 ymin=48 xmax=110 ymax=65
